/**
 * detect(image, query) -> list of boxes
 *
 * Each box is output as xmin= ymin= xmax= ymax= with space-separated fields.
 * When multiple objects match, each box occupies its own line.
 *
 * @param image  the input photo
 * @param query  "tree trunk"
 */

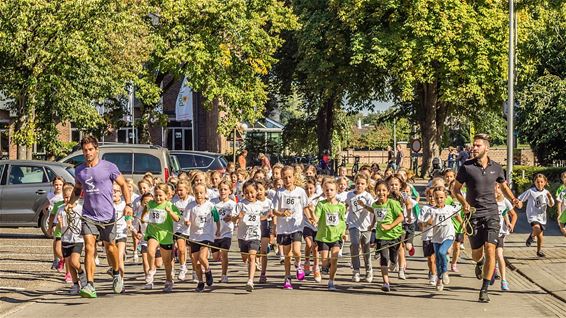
xmin=316 ymin=95 xmax=336 ymax=157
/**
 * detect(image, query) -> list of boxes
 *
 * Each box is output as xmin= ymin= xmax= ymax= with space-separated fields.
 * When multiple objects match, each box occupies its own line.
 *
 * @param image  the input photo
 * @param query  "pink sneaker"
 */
xmin=296 ymin=267 xmax=305 ymax=281
xmin=409 ymin=246 xmax=415 ymax=256
xmin=57 ymin=259 xmax=65 ymax=272
xmin=64 ymin=272 xmax=72 ymax=283
xmin=283 ymin=279 xmax=293 ymax=290
xmin=451 ymin=263 xmax=459 ymax=273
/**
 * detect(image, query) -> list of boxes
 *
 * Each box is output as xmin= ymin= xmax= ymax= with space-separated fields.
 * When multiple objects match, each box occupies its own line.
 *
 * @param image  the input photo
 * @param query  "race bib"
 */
xmin=281 ymin=196 xmax=297 ymax=211
xmin=325 ymin=212 xmax=339 ymax=226
xmin=351 ymin=197 xmax=362 ymax=213
xmin=243 ymin=213 xmax=260 ymax=226
xmin=374 ymin=208 xmax=387 ymax=222
xmin=246 ymin=226 xmax=260 ymax=240
xmin=534 ymin=194 xmax=547 ymax=209
xmin=194 ymin=214 xmax=208 ymax=229
xmin=148 ymin=209 xmax=167 ymax=224
xmin=437 ymin=214 xmax=448 ymax=227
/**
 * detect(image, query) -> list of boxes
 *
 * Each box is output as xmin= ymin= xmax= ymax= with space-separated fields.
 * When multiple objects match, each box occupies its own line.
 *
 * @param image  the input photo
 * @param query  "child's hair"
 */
xmin=52 ymin=176 xmax=65 ymax=185
xmin=374 ymin=179 xmax=389 ymax=192
xmin=305 ymin=176 xmax=317 ymax=187
xmin=176 ymin=180 xmax=190 ymax=191
xmin=560 ymin=171 xmax=566 ymax=180
xmin=125 ymin=178 xmax=138 ymax=193
xmin=218 ymin=180 xmax=233 ymax=193
xmin=432 ymin=186 xmax=447 ymax=197
xmin=255 ymin=178 xmax=267 ymax=189
xmin=443 ymin=168 xmax=455 ymax=176
xmin=178 ymin=171 xmax=189 ymax=180
xmin=322 ymin=177 xmax=337 ymax=188
xmin=138 ymin=179 xmax=150 ymax=189
xmin=385 ymin=175 xmax=407 ymax=201
xmin=532 ymin=173 xmax=548 ymax=185
xmin=242 ymin=179 xmax=258 ymax=191
xmin=336 ymin=176 xmax=349 ymax=185
xmin=281 ymin=165 xmax=294 ymax=175
xmin=62 ymin=183 xmax=75 ymax=193
xmin=154 ymin=183 xmax=170 ymax=195
xmin=141 ymin=192 xmax=154 ymax=201
xmin=190 ymin=171 xmax=209 ymax=187
xmin=166 ymin=183 xmax=176 ymax=194
xmin=236 ymin=168 xmax=248 ymax=179
xmin=354 ymin=173 xmax=370 ymax=185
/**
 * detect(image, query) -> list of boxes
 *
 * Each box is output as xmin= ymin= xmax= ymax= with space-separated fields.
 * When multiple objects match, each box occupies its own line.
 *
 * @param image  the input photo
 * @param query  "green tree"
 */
xmin=135 ymin=0 xmax=298 ymax=143
xmin=343 ymin=0 xmax=509 ymax=175
xmin=0 ymin=0 xmax=151 ymax=158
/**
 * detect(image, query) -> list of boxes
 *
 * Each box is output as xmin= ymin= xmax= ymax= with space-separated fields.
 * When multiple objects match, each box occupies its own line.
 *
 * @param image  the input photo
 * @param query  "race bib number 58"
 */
xmin=148 ymin=209 xmax=166 ymax=224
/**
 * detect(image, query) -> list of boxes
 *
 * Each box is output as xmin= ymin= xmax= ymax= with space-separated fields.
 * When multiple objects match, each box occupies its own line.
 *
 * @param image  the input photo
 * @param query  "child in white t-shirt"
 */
xmin=172 ymin=181 xmax=194 ymax=281
xmin=255 ymin=180 xmax=275 ymax=284
xmin=212 ymin=181 xmax=237 ymax=283
xmin=418 ymin=188 xmax=437 ymax=286
xmin=518 ymin=173 xmax=555 ymax=257
xmin=495 ymin=183 xmax=517 ymax=291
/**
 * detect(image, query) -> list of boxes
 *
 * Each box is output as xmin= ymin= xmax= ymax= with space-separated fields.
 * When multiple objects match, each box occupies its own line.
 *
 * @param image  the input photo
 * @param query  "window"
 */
xmin=45 ymin=168 xmax=57 ymax=182
xmin=63 ymin=155 xmax=85 ymax=167
xmin=176 ymin=154 xmax=196 ymax=169
xmin=134 ymin=154 xmax=161 ymax=174
xmin=9 ymin=165 xmax=48 ymax=184
xmin=193 ymin=155 xmax=213 ymax=168
xmin=117 ymin=128 xmax=138 ymax=144
xmin=102 ymin=153 xmax=133 ymax=174
xmin=167 ymin=128 xmax=193 ymax=150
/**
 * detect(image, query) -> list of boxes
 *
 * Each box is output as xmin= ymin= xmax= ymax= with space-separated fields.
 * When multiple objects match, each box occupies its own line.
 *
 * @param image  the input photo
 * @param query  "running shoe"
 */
xmin=489 ymin=268 xmax=497 ymax=286
xmin=163 ymin=281 xmax=174 ymax=293
xmin=279 ymin=256 xmax=285 ymax=264
xmin=69 ymin=284 xmax=80 ymax=295
xmin=296 ymin=266 xmax=305 ymax=281
xmin=536 ymin=251 xmax=546 ymax=258
xmin=479 ymin=290 xmax=490 ymax=303
xmin=283 ymin=279 xmax=293 ymax=290
xmin=525 ymin=234 xmax=534 ymax=247
xmin=106 ymin=268 xmax=114 ymax=277
xmin=220 ymin=275 xmax=229 ymax=283
xmin=205 ymin=270 xmax=213 ymax=286
xmin=146 ymin=269 xmax=156 ymax=284
xmin=408 ymin=246 xmax=415 ymax=256
xmin=143 ymin=283 xmax=153 ymax=290
xmin=313 ymin=271 xmax=322 ymax=283
xmin=79 ymin=272 xmax=88 ymax=288
xmin=246 ymin=281 xmax=254 ymax=292
xmin=327 ymin=281 xmax=336 ymax=291
xmin=64 ymin=272 xmax=73 ymax=283
xmin=94 ymin=256 xmax=100 ymax=266
xmin=112 ymin=274 xmax=124 ymax=294
xmin=259 ymin=275 xmax=267 ymax=284
xmin=304 ymin=263 xmax=311 ymax=276
xmin=352 ymin=271 xmax=360 ymax=282
xmin=57 ymin=259 xmax=65 ymax=272
xmin=461 ymin=245 xmax=465 ymax=251
xmin=501 ymin=280 xmax=510 ymax=291
xmin=436 ymin=280 xmax=444 ymax=291
xmin=398 ymin=269 xmax=407 ymax=280
xmin=365 ymin=270 xmax=374 ymax=283
xmin=474 ymin=262 xmax=483 ymax=280
xmin=321 ymin=266 xmax=329 ymax=275
xmin=450 ymin=263 xmax=459 ymax=273
xmin=192 ymin=271 xmax=198 ymax=283
xmin=51 ymin=259 xmax=59 ymax=270
xmin=178 ymin=267 xmax=188 ymax=281
xmin=442 ymin=272 xmax=450 ymax=285
xmin=389 ymin=262 xmax=399 ymax=272
xmin=79 ymin=284 xmax=97 ymax=298
xmin=381 ymin=283 xmax=390 ymax=292
xmin=195 ymin=282 xmax=205 ymax=292
xmin=429 ymin=274 xmax=437 ymax=286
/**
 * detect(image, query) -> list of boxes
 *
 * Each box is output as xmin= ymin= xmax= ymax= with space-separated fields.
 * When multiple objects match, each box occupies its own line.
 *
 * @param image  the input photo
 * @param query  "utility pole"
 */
xmin=507 ymin=0 xmax=515 ymax=186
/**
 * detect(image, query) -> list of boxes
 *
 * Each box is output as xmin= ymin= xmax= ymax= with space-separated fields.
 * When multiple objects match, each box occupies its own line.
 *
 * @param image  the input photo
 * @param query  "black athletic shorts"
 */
xmin=238 ymin=239 xmax=260 ymax=253
xmin=174 ymin=233 xmax=190 ymax=241
xmin=62 ymin=242 xmax=83 ymax=258
xmin=302 ymin=227 xmax=317 ymax=239
xmin=468 ymin=216 xmax=501 ymax=250
xmin=530 ymin=221 xmax=546 ymax=232
xmin=116 ymin=237 xmax=127 ymax=244
xmin=376 ymin=238 xmax=400 ymax=267
xmin=403 ymin=223 xmax=415 ymax=245
xmin=190 ymin=240 xmax=213 ymax=253
xmin=260 ymin=220 xmax=271 ymax=238
xmin=211 ymin=237 xmax=232 ymax=253
xmin=422 ymin=240 xmax=435 ymax=257
xmin=496 ymin=235 xmax=505 ymax=249
xmin=277 ymin=231 xmax=302 ymax=246
xmin=316 ymin=240 xmax=341 ymax=251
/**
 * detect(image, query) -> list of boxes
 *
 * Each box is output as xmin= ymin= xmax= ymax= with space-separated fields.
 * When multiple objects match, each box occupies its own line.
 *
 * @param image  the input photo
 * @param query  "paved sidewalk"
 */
xmin=504 ymin=223 xmax=566 ymax=303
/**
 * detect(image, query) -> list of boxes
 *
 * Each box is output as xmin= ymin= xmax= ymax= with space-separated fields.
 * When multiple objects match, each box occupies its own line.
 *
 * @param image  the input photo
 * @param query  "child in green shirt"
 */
xmin=313 ymin=179 xmax=347 ymax=291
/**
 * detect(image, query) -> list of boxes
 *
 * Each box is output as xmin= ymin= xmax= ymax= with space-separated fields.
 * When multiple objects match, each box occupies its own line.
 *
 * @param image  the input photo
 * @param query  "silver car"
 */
xmin=0 ymin=160 xmax=75 ymax=237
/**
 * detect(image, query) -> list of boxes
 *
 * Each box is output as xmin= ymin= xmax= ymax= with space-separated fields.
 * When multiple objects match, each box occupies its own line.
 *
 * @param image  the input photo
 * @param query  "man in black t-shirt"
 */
xmin=452 ymin=134 xmax=522 ymax=303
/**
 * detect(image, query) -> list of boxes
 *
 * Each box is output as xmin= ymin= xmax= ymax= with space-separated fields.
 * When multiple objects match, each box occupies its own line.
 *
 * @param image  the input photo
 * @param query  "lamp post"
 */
xmin=506 ymin=0 xmax=515 ymax=185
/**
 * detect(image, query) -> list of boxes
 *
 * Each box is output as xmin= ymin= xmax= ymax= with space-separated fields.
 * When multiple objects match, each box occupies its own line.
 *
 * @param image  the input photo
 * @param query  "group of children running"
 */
xmin=47 ymin=163 xmax=566 ymax=295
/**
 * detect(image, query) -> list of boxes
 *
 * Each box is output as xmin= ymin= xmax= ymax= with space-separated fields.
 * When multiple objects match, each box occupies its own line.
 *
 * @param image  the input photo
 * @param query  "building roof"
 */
xmin=244 ymin=117 xmax=284 ymax=133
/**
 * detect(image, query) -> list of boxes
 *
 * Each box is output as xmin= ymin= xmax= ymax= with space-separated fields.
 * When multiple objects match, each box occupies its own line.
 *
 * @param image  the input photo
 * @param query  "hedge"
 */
xmin=511 ymin=165 xmax=566 ymax=218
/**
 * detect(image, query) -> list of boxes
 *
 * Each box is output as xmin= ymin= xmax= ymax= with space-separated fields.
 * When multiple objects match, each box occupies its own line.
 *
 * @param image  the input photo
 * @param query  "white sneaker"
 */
xmin=69 ymin=284 xmax=80 ymax=295
xmin=442 ymin=272 xmax=450 ymax=285
xmin=146 ymin=269 xmax=156 ymax=284
xmin=163 ymin=280 xmax=174 ymax=293
xmin=429 ymin=275 xmax=437 ymax=286
xmin=352 ymin=271 xmax=360 ymax=282
xmin=133 ymin=253 xmax=140 ymax=263
xmin=178 ymin=267 xmax=188 ymax=281
xmin=245 ymin=281 xmax=254 ymax=292
xmin=94 ymin=256 xmax=100 ymax=266
xmin=461 ymin=245 xmax=465 ymax=251
xmin=192 ymin=271 xmax=198 ymax=283
xmin=220 ymin=275 xmax=229 ymax=283
xmin=365 ymin=270 xmax=374 ymax=283
xmin=436 ymin=280 xmax=444 ymax=291
xmin=398 ymin=269 xmax=407 ymax=280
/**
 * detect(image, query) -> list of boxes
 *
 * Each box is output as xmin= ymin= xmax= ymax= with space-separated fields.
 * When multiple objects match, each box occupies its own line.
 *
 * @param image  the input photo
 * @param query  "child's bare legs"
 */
xmin=177 ymin=238 xmax=187 ymax=268
xmin=161 ymin=248 xmax=173 ymax=282
xmin=54 ymin=239 xmax=63 ymax=263
xmin=247 ymin=251 xmax=257 ymax=282
xmin=283 ymin=244 xmax=292 ymax=277
xmin=532 ymin=224 xmax=543 ymax=253
xmin=117 ymin=241 xmax=126 ymax=277
xmin=428 ymin=254 xmax=436 ymax=277
xmin=304 ymin=236 xmax=312 ymax=267
xmin=451 ymin=241 xmax=461 ymax=269
xmin=329 ymin=247 xmax=340 ymax=281
xmin=292 ymin=241 xmax=302 ymax=268
xmin=65 ymin=257 xmax=78 ymax=282
xmin=141 ymin=250 xmax=149 ymax=275
xmin=398 ymin=243 xmax=406 ymax=270
xmin=260 ymin=237 xmax=270 ymax=276
xmin=496 ymin=247 xmax=506 ymax=281
xmin=146 ymin=240 xmax=158 ymax=273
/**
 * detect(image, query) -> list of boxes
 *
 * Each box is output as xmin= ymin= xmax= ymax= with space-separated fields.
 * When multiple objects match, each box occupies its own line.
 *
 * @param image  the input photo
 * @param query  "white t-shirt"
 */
xmin=345 ymin=190 xmax=374 ymax=231
xmin=303 ymin=194 xmax=322 ymax=231
xmin=267 ymin=189 xmax=277 ymax=201
xmin=207 ymin=188 xmax=219 ymax=200
xmin=429 ymin=205 xmax=456 ymax=243
xmin=557 ymin=190 xmax=566 ymax=214
xmin=497 ymin=198 xmax=513 ymax=236
xmin=113 ymin=201 xmax=128 ymax=240
xmin=336 ymin=191 xmax=348 ymax=203
xmin=518 ymin=188 xmax=551 ymax=225
xmin=257 ymin=198 xmax=274 ymax=220
xmin=57 ymin=203 xmax=84 ymax=244
xmin=236 ymin=200 xmax=262 ymax=241
xmin=173 ymin=196 xmax=194 ymax=235
xmin=213 ymin=198 xmax=238 ymax=239
xmin=185 ymin=200 xmax=218 ymax=242
xmin=48 ymin=192 xmax=63 ymax=224
xmin=401 ymin=192 xmax=417 ymax=224
xmin=418 ymin=205 xmax=434 ymax=241
xmin=272 ymin=187 xmax=308 ymax=234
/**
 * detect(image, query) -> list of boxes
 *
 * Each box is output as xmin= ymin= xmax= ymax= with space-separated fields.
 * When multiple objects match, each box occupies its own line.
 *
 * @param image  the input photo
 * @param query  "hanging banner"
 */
xmin=176 ymin=77 xmax=193 ymax=121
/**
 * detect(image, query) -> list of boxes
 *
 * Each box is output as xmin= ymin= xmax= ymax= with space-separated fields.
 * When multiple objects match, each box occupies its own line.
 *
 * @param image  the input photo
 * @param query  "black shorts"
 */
xmin=403 ymin=223 xmax=415 ymax=245
xmin=376 ymin=238 xmax=400 ymax=267
xmin=238 ymin=239 xmax=260 ymax=253
xmin=530 ymin=221 xmax=546 ymax=232
xmin=468 ymin=216 xmax=501 ymax=250
xmin=175 ymin=233 xmax=190 ymax=241
xmin=316 ymin=240 xmax=341 ymax=251
xmin=62 ymin=242 xmax=83 ymax=258
xmin=370 ymin=229 xmax=376 ymax=245
xmin=160 ymin=243 xmax=173 ymax=251
xmin=190 ymin=240 xmax=213 ymax=253
xmin=260 ymin=220 xmax=271 ymax=238
xmin=302 ymin=227 xmax=317 ymax=239
xmin=455 ymin=233 xmax=464 ymax=243
xmin=116 ymin=237 xmax=127 ymax=244
xmin=211 ymin=237 xmax=232 ymax=253
xmin=422 ymin=240 xmax=435 ymax=257
xmin=81 ymin=217 xmax=116 ymax=243
xmin=496 ymin=235 xmax=505 ymax=248
xmin=277 ymin=231 xmax=302 ymax=246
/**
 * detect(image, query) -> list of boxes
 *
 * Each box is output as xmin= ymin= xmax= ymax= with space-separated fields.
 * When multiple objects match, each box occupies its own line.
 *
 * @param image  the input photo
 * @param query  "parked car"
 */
xmin=171 ymin=150 xmax=228 ymax=173
xmin=0 ymin=160 xmax=75 ymax=237
xmin=60 ymin=143 xmax=180 ymax=183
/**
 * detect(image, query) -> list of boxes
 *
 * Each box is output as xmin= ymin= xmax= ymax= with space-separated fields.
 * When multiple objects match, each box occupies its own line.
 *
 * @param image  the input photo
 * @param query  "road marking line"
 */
xmin=0 ymin=286 xmax=26 ymax=291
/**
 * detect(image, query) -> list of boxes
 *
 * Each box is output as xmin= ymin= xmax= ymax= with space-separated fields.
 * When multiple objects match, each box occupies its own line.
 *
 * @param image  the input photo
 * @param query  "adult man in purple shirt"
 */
xmin=67 ymin=136 xmax=133 ymax=298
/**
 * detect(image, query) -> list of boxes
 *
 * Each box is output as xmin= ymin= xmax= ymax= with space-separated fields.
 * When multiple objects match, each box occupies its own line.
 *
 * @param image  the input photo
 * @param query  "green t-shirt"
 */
xmin=52 ymin=201 xmax=64 ymax=238
xmin=446 ymin=196 xmax=464 ymax=234
xmin=314 ymin=200 xmax=347 ymax=243
xmin=558 ymin=189 xmax=566 ymax=224
xmin=373 ymin=199 xmax=404 ymax=240
xmin=555 ymin=184 xmax=565 ymax=198
xmin=144 ymin=200 xmax=181 ymax=245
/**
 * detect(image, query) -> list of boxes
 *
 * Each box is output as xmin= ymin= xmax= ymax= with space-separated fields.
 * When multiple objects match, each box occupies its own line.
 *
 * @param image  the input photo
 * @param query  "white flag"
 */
xmin=176 ymin=77 xmax=193 ymax=121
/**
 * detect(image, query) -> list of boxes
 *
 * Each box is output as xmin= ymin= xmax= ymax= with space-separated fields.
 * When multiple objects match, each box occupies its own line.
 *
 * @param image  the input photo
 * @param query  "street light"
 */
xmin=507 ymin=0 xmax=515 ymax=186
